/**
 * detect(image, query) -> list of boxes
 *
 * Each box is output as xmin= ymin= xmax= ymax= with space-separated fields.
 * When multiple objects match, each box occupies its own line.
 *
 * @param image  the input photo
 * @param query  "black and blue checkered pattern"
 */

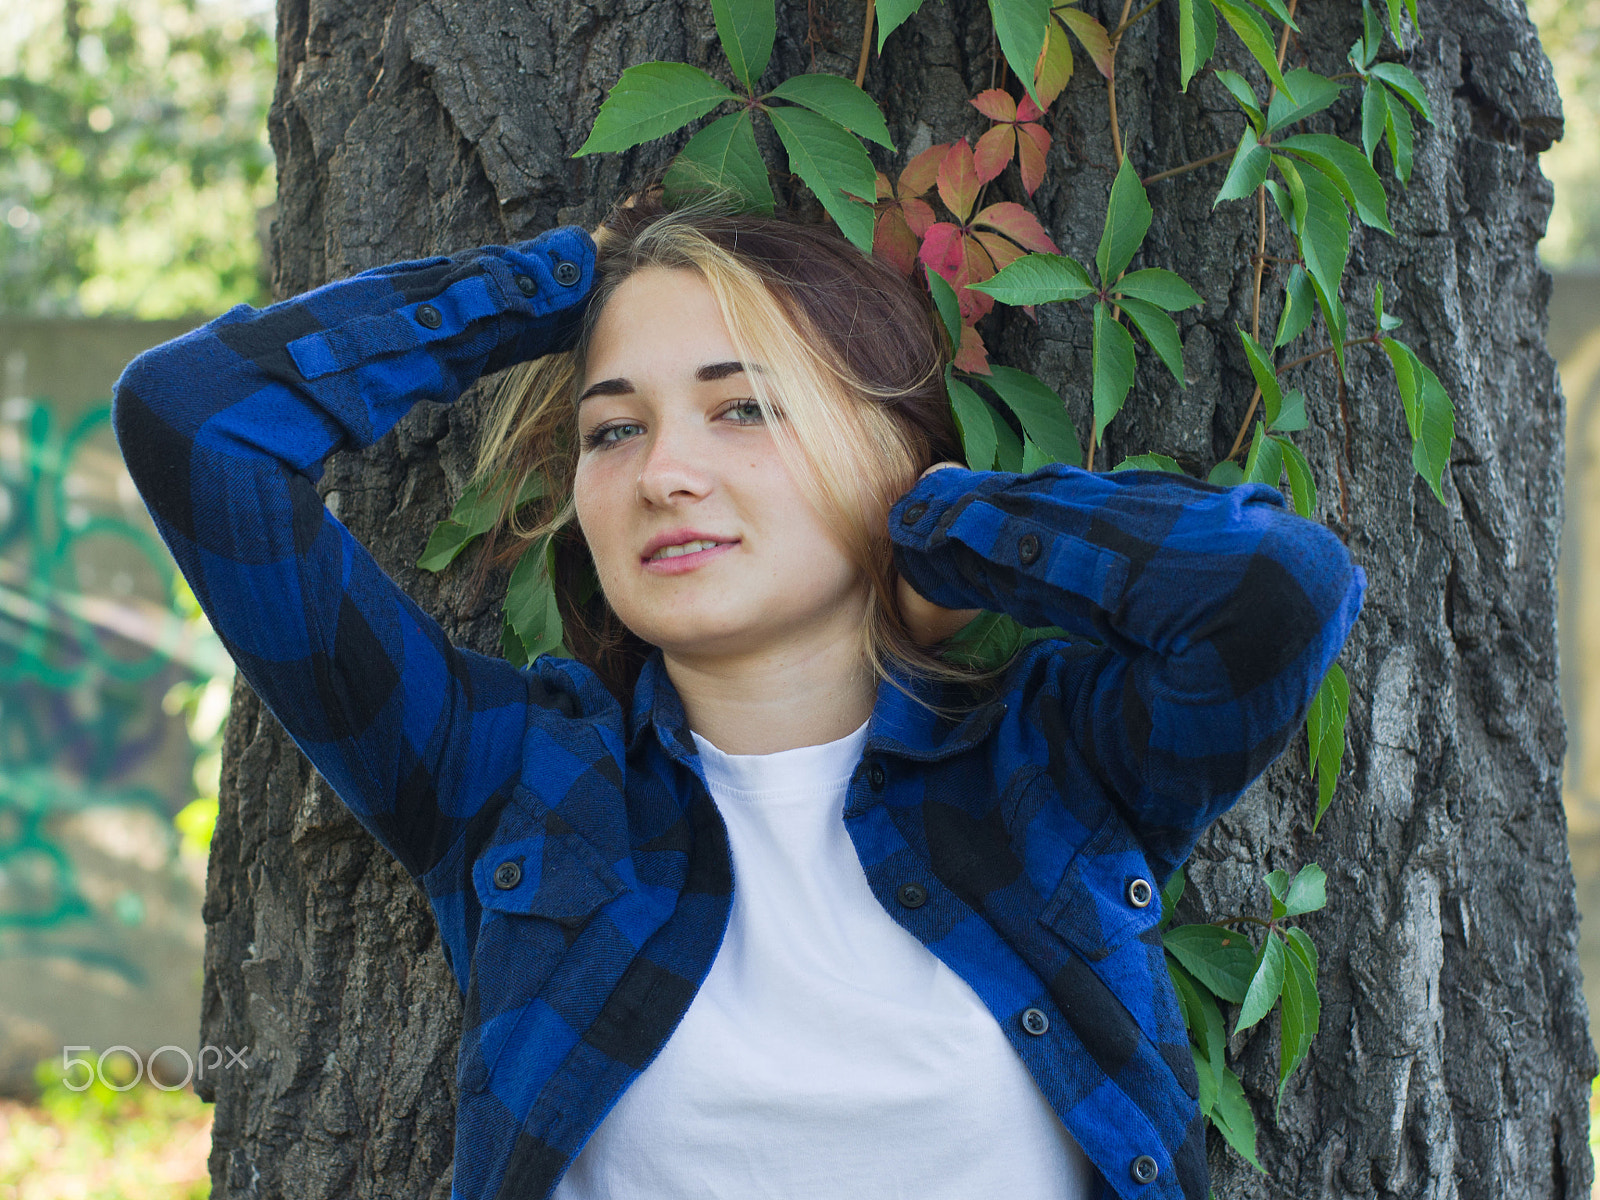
xmin=111 ymin=224 xmax=1365 ymax=1200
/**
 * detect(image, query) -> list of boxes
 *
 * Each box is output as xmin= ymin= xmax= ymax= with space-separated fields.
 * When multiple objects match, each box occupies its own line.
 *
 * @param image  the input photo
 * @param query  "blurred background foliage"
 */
xmin=0 ymin=0 xmax=275 ymax=319
xmin=1531 ymin=0 xmax=1600 ymax=269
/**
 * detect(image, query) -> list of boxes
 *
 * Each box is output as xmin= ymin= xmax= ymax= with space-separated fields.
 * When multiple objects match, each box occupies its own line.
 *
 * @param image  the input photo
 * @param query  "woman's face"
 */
xmin=572 ymin=266 xmax=870 ymax=663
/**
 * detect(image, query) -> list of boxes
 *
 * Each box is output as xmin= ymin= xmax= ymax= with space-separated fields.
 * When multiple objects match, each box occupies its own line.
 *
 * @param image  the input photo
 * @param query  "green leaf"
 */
xmin=989 ymin=0 xmax=1052 ymax=109
xmin=1212 ymin=0 xmax=1294 ymax=101
xmin=711 ymin=0 xmax=776 ymax=93
xmin=1114 ymin=453 xmax=1184 ymax=474
xmin=1306 ymin=663 xmax=1350 ymax=828
xmin=926 ymin=264 xmax=964 ymax=344
xmin=1121 ymin=297 xmax=1186 ymax=383
xmin=1357 ymin=0 xmax=1384 ymax=68
xmin=1265 ymin=868 xmax=1291 ymax=920
xmin=500 ymin=611 xmax=529 ymax=667
xmin=1371 ymin=62 xmax=1432 ymax=122
xmin=1160 ymin=867 xmax=1186 ymax=928
xmin=876 ymin=0 xmax=928 ymax=51
xmin=1193 ymin=1044 xmax=1220 ymax=1116
xmin=1361 ymin=80 xmax=1390 ymax=162
xmin=1092 ymin=303 xmax=1137 ymax=444
xmin=1277 ymin=929 xmax=1320 ymax=1108
xmin=1279 ymin=154 xmax=1349 ymax=320
xmin=1163 ymin=923 xmax=1256 ymax=1004
xmin=1097 ymin=154 xmax=1154 ymax=283
xmin=1274 ymin=435 xmax=1316 ymax=516
xmin=504 ymin=536 xmax=566 ymax=661
xmin=1213 ymin=69 xmax=1265 ymax=134
xmin=1283 ymin=863 xmax=1327 ymax=916
xmin=1277 ymin=132 xmax=1394 ymax=234
xmin=1266 ymin=68 xmax=1344 ymax=135
xmin=1274 ymin=264 xmax=1318 ymax=350
xmin=1285 ymin=924 xmax=1319 ymax=979
xmin=1384 ymin=0 xmax=1403 ymax=40
xmin=1215 ymin=126 xmax=1272 ymax=206
xmin=1169 ymin=961 xmax=1227 ymax=1109
xmin=767 ymin=74 xmax=893 ymax=148
xmin=1375 ymin=279 xmax=1403 ymax=331
xmin=1382 ymin=338 xmax=1455 ymax=503
xmin=1386 ymin=90 xmax=1416 ymax=185
xmin=1243 ymin=0 xmax=1297 ymax=27
xmin=1208 ymin=460 xmax=1246 ymax=486
xmin=1211 ymin=1065 xmax=1264 ymax=1171
xmin=1270 ymin=387 xmax=1307 ymax=432
xmin=970 ymin=252 xmax=1096 ymax=304
xmin=768 ymin=105 xmax=877 ymax=252
xmin=1264 ymin=179 xmax=1294 ymax=227
xmin=983 ymin=366 xmax=1084 ymax=467
xmin=1114 ymin=269 xmax=1202 ymax=311
xmin=575 ymin=62 xmax=737 ymax=156
xmin=1244 ymin=420 xmax=1283 ymax=488
xmin=1021 ymin=435 xmax=1054 ymax=471
xmin=1237 ymin=326 xmax=1283 ymax=427
xmin=418 ymin=471 xmax=546 ymax=572
xmin=948 ymin=368 xmax=999 ymax=471
xmin=1178 ymin=0 xmax=1218 ymax=92
xmin=939 ymin=611 xmax=1019 ymax=669
xmin=992 ymin=403 xmax=1025 ymax=471
xmin=1235 ymin=930 xmax=1287 ymax=1033
xmin=663 ymin=110 xmax=775 ymax=213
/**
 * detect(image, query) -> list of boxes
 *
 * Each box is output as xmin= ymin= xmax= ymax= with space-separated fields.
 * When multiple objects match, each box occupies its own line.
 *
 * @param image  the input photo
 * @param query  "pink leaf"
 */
xmin=937 ymin=138 xmax=979 ymax=224
xmin=875 ymin=170 xmax=894 ymax=201
xmin=955 ymin=322 xmax=991 ymax=374
xmin=972 ymin=201 xmax=1060 ymax=253
xmin=918 ymin=222 xmax=966 ymax=285
xmin=956 ymin=236 xmax=997 ymax=322
xmin=874 ymin=208 xmax=921 ymax=276
xmin=974 ymin=230 xmax=1026 ymax=273
xmin=973 ymin=125 xmax=1016 ymax=185
xmin=898 ymin=143 xmax=949 ymax=199
xmin=1059 ymin=9 xmax=1114 ymax=79
xmin=970 ymin=88 xmax=1018 ymax=123
xmin=1017 ymin=123 xmax=1051 ymax=196
xmin=1017 ymin=95 xmax=1044 ymax=123
xmin=902 ymin=197 xmax=937 ymax=237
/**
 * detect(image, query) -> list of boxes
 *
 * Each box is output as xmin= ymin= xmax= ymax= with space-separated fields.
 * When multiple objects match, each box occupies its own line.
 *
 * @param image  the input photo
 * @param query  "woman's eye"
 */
xmin=582 ymin=421 xmax=641 ymax=449
xmin=724 ymin=400 xmax=765 ymax=423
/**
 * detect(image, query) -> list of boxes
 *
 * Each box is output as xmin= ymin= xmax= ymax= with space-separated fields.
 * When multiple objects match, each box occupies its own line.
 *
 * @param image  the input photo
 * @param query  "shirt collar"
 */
xmin=625 ymin=646 xmax=1007 ymax=766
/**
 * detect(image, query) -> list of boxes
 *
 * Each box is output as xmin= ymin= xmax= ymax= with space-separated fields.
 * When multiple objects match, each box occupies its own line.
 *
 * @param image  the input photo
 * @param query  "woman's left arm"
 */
xmin=889 ymin=462 xmax=1366 ymax=874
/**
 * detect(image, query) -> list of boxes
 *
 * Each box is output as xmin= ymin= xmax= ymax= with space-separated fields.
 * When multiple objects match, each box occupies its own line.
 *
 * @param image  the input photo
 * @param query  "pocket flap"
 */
xmin=471 ymin=786 xmax=627 ymax=927
xmin=1038 ymin=809 xmax=1162 ymax=961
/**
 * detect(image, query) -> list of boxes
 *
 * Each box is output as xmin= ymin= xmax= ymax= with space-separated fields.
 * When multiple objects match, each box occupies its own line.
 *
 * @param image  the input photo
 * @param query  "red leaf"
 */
xmin=970 ymin=88 xmax=1018 ymax=123
xmin=918 ymin=223 xmax=966 ymax=285
xmin=973 ymin=125 xmax=1016 ymax=185
xmin=1033 ymin=18 xmax=1074 ymax=112
xmin=974 ymin=230 xmax=1026 ymax=273
xmin=901 ymin=197 xmax=937 ymax=237
xmin=1017 ymin=123 xmax=1051 ymax=196
xmin=955 ymin=322 xmax=991 ymax=374
xmin=1017 ymin=95 xmax=1044 ymax=123
xmin=874 ymin=208 xmax=921 ymax=276
xmin=937 ymin=138 xmax=979 ymax=223
xmin=898 ymin=143 xmax=948 ymax=199
xmin=875 ymin=170 xmax=894 ymax=201
xmin=972 ymin=201 xmax=1060 ymax=253
xmin=956 ymin=236 xmax=997 ymax=322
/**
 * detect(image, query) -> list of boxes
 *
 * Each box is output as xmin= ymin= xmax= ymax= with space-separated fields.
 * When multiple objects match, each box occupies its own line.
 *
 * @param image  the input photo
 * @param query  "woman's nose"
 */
xmin=634 ymin=419 xmax=714 ymax=506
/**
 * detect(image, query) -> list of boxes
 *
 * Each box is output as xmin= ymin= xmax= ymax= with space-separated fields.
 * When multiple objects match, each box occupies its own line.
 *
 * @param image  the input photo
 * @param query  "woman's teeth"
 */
xmin=651 ymin=539 xmax=723 ymax=560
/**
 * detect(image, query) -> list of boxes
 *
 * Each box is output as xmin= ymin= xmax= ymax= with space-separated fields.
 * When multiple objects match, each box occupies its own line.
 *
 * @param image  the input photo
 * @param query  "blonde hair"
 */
xmin=472 ymin=192 xmax=1014 ymax=713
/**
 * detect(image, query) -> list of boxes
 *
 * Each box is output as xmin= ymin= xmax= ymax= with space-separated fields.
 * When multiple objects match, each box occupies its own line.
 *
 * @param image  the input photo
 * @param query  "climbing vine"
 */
xmin=423 ymin=0 xmax=1450 ymax=1167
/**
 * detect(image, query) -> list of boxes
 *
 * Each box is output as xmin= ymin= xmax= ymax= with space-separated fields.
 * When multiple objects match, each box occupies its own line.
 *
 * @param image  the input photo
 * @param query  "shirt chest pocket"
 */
xmin=461 ymin=786 xmax=628 ymax=1090
xmin=1038 ymin=808 xmax=1163 ymax=962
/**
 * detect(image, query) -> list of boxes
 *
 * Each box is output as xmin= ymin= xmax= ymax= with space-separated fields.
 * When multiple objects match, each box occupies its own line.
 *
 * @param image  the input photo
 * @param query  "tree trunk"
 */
xmin=203 ymin=0 xmax=1590 ymax=1195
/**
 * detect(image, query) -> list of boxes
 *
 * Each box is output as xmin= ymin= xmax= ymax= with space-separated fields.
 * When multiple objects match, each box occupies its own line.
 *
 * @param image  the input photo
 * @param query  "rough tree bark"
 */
xmin=199 ymin=0 xmax=1591 ymax=1195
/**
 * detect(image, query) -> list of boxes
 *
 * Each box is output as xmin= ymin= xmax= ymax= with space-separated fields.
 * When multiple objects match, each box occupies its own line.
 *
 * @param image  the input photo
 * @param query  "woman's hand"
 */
xmin=895 ymin=462 xmax=986 ymax=647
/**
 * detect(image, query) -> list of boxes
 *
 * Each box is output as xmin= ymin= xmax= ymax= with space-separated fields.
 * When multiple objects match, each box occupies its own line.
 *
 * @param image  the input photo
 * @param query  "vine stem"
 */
xmin=1224 ymin=336 xmax=1383 ymax=462
xmin=1105 ymin=0 xmax=1137 ymax=168
xmin=855 ymin=0 xmax=876 ymax=89
xmin=1114 ymin=0 xmax=1164 ymax=38
xmin=1143 ymin=148 xmax=1233 ymax=187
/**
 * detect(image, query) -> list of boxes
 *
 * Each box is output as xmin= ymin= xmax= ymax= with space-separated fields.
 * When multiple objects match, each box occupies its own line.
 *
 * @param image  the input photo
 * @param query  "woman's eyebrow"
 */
xmin=578 ymin=361 xmax=760 ymax=404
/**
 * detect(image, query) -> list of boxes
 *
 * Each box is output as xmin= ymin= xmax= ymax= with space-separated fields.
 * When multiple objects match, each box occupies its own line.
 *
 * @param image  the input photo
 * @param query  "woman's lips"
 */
xmin=641 ymin=540 xmax=739 ymax=575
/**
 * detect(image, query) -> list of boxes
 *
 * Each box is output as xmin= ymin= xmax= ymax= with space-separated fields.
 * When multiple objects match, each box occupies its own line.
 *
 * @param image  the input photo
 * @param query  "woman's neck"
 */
xmin=662 ymin=635 xmax=877 ymax=756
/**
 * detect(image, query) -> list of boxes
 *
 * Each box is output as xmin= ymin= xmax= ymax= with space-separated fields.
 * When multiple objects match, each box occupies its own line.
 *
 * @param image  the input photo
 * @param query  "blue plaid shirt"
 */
xmin=112 ymin=225 xmax=1365 ymax=1200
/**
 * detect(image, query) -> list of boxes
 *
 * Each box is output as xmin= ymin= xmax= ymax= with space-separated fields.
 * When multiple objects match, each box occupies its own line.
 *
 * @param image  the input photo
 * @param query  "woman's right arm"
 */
xmin=112 ymin=227 xmax=598 ymax=883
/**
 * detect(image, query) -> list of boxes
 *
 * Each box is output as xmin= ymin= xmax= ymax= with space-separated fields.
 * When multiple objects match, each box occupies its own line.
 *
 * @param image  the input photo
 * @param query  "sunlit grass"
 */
xmin=0 ymin=1058 xmax=211 ymax=1200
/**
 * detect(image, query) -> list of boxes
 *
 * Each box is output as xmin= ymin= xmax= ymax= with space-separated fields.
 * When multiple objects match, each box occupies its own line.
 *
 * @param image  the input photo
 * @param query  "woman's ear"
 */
xmin=919 ymin=460 xmax=965 ymax=480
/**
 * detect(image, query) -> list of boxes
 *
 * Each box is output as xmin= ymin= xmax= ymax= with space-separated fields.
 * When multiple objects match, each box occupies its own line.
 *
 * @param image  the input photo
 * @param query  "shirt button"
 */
xmin=554 ymin=260 xmax=581 ymax=286
xmin=492 ymin=860 xmax=522 ymax=890
xmin=416 ymin=303 xmax=443 ymax=329
xmin=1018 ymin=532 xmax=1041 ymax=565
xmin=514 ymin=273 xmax=537 ymax=296
xmin=901 ymin=501 xmax=928 ymax=525
xmin=1130 ymin=1155 xmax=1159 ymax=1185
xmin=897 ymin=882 xmax=927 ymax=909
xmin=1020 ymin=1007 xmax=1050 ymax=1036
xmin=867 ymin=762 xmax=886 ymax=791
xmin=1126 ymin=877 xmax=1154 ymax=908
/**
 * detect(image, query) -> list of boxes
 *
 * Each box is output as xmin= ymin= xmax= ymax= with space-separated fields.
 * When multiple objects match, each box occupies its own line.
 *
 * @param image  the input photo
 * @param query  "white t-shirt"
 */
xmin=553 ymin=718 xmax=1095 ymax=1200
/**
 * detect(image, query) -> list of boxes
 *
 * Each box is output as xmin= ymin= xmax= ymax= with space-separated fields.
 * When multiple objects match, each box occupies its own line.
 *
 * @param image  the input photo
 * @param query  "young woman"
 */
xmin=113 ymin=195 xmax=1364 ymax=1200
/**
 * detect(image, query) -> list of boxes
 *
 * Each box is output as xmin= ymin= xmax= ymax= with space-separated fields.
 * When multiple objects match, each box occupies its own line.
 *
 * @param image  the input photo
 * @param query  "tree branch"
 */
xmin=855 ymin=0 xmax=876 ymax=89
xmin=1143 ymin=148 xmax=1234 ymax=186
